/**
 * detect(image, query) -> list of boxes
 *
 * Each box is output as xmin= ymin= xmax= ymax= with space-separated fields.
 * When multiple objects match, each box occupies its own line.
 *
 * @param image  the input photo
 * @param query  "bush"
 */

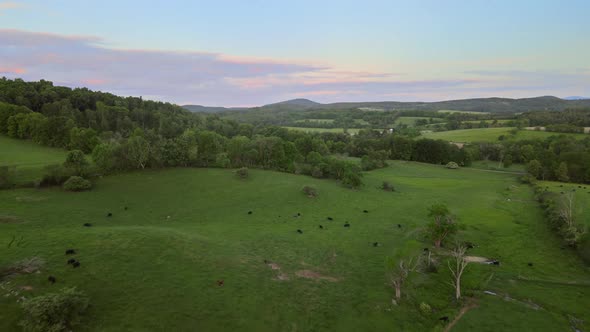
xmin=40 ymin=165 xmax=73 ymax=187
xmin=63 ymin=150 xmax=89 ymax=176
xmin=381 ymin=181 xmax=395 ymax=192
xmin=445 ymin=161 xmax=459 ymax=169
xmin=19 ymin=287 xmax=89 ymax=332
xmin=419 ymin=302 xmax=432 ymax=315
xmin=63 ymin=176 xmax=92 ymax=192
xmin=235 ymin=167 xmax=249 ymax=179
xmin=302 ymin=186 xmax=318 ymax=198
xmin=0 ymin=165 xmax=16 ymax=189
xmin=519 ymin=174 xmax=537 ymax=184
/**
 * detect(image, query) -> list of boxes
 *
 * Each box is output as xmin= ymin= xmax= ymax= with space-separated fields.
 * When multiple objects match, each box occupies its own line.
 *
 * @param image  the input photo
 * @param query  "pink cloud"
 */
xmin=0 ymin=66 xmax=26 ymax=74
xmin=81 ymin=78 xmax=107 ymax=85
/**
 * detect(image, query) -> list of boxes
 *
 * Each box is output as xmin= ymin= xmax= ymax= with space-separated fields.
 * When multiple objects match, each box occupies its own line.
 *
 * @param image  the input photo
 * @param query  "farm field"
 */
xmin=0 ymin=136 xmax=68 ymax=185
xmin=394 ymin=117 xmax=444 ymax=127
xmin=282 ymin=126 xmax=362 ymax=134
xmin=1 ymin=161 xmax=589 ymax=331
xmin=421 ymin=127 xmax=588 ymax=143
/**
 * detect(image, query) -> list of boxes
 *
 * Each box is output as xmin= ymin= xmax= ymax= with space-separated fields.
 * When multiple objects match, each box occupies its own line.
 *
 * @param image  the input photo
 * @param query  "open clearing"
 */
xmin=421 ymin=127 xmax=588 ymax=143
xmin=0 ymin=136 xmax=67 ymax=185
xmin=1 ymin=160 xmax=589 ymax=331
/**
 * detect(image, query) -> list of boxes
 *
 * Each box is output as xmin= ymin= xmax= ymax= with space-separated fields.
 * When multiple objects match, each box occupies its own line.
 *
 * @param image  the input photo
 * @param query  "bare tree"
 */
xmin=388 ymin=257 xmax=419 ymax=304
xmin=560 ymin=192 xmax=575 ymax=228
xmin=448 ymin=245 xmax=469 ymax=301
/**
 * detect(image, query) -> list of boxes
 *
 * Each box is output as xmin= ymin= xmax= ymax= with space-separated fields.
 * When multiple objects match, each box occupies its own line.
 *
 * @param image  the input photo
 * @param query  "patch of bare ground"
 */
xmin=444 ymin=298 xmax=478 ymax=332
xmin=0 ymin=215 xmax=22 ymax=224
xmin=295 ymin=270 xmax=339 ymax=282
xmin=0 ymin=257 xmax=44 ymax=280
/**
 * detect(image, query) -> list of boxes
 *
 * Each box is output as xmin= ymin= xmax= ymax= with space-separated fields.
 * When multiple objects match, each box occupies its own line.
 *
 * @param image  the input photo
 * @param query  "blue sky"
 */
xmin=1 ymin=0 xmax=589 ymax=106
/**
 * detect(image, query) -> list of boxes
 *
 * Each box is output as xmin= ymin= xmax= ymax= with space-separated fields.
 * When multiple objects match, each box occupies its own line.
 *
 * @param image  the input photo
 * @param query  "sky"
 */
xmin=1 ymin=0 xmax=589 ymax=107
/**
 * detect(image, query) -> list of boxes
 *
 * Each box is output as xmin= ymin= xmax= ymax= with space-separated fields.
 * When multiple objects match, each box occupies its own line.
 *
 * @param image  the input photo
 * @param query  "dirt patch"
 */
xmin=268 ymin=263 xmax=281 ymax=270
xmin=0 ymin=257 xmax=44 ymax=280
xmin=444 ymin=298 xmax=478 ymax=332
xmin=15 ymin=196 xmax=47 ymax=203
xmin=275 ymin=272 xmax=290 ymax=281
xmin=0 ymin=215 xmax=22 ymax=224
xmin=295 ymin=270 xmax=339 ymax=282
xmin=20 ymin=285 xmax=34 ymax=291
xmin=464 ymin=256 xmax=489 ymax=263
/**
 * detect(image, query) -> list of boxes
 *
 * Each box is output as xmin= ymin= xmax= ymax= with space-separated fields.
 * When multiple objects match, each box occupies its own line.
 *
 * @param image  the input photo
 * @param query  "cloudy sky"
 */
xmin=1 ymin=0 xmax=589 ymax=106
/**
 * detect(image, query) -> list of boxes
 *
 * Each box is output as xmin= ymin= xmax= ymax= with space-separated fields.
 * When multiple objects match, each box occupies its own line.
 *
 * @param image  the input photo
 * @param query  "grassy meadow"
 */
xmin=394 ymin=117 xmax=444 ymax=127
xmin=421 ymin=127 xmax=589 ymax=143
xmin=282 ymin=127 xmax=362 ymax=134
xmin=1 ymin=158 xmax=589 ymax=331
xmin=0 ymin=136 xmax=68 ymax=185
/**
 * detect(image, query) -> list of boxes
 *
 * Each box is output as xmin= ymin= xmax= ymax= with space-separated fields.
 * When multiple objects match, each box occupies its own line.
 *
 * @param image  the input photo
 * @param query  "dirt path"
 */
xmin=444 ymin=299 xmax=478 ymax=332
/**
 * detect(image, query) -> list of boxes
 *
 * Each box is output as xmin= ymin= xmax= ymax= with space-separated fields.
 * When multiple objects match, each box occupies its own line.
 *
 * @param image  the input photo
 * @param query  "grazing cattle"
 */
xmin=297 ymin=213 xmax=301 ymax=216
xmin=439 ymin=316 xmax=449 ymax=322
xmin=397 ymin=224 xmax=402 ymax=228
xmin=67 ymin=258 xmax=76 ymax=265
xmin=344 ymin=223 xmax=350 ymax=228
xmin=327 ymin=217 xmax=333 ymax=221
xmin=561 ymin=192 xmax=564 ymax=194
xmin=107 ymin=212 xmax=112 ymax=217
xmin=463 ymin=242 xmax=475 ymax=249
xmin=297 ymin=229 xmax=303 ymax=234
xmin=48 ymin=276 xmax=56 ymax=284
xmin=373 ymin=242 xmax=379 ymax=247
xmin=248 ymin=211 xmax=252 ymax=215
xmin=319 ymin=225 xmax=324 ymax=229
xmin=217 ymin=280 xmax=224 ymax=286
xmin=72 ymin=261 xmax=81 ymax=268
xmin=83 ymin=223 xmax=92 ymax=227
xmin=263 ymin=259 xmax=269 ymax=264
xmin=124 ymin=206 xmax=128 ymax=210
xmin=492 ymin=260 xmax=500 ymax=266
xmin=65 ymin=249 xmax=76 ymax=255
xmin=559 ymin=184 xmax=563 ymax=187
xmin=423 ymin=248 xmax=429 ymax=252
xmin=528 ymin=262 xmax=533 ymax=267
xmin=363 ymin=210 xmax=368 ymax=213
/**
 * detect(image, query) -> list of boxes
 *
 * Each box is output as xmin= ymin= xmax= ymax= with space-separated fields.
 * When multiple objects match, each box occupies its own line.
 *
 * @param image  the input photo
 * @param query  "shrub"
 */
xmin=341 ymin=169 xmax=363 ymax=189
xmin=419 ymin=302 xmax=432 ymax=315
xmin=302 ymin=186 xmax=318 ymax=198
xmin=445 ymin=161 xmax=459 ymax=169
xmin=63 ymin=176 xmax=92 ymax=192
xmin=63 ymin=150 xmax=89 ymax=176
xmin=519 ymin=174 xmax=537 ymax=184
xmin=40 ymin=165 xmax=73 ymax=187
xmin=381 ymin=181 xmax=395 ymax=192
xmin=235 ymin=167 xmax=249 ymax=179
xmin=19 ymin=287 xmax=89 ymax=332
xmin=0 ymin=165 xmax=16 ymax=189
xmin=215 ymin=153 xmax=230 ymax=168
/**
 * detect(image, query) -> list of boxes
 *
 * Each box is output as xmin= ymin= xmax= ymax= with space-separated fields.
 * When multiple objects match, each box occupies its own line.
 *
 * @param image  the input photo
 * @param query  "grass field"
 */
xmin=282 ymin=127 xmax=362 ymax=134
xmin=1 ymin=159 xmax=589 ymax=331
xmin=295 ymin=119 xmax=335 ymax=124
xmin=421 ymin=127 xmax=589 ymax=143
xmin=538 ymin=181 xmax=590 ymax=229
xmin=394 ymin=117 xmax=444 ymax=127
xmin=0 ymin=136 xmax=67 ymax=184
xmin=437 ymin=110 xmax=489 ymax=115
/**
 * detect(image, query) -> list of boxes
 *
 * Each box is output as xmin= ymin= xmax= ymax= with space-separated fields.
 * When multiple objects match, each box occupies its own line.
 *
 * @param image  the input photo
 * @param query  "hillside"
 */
xmin=184 ymin=96 xmax=590 ymax=114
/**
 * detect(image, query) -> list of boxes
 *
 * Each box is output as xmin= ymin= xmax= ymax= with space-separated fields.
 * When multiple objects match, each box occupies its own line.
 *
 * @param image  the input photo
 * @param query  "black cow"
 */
xmin=528 ymin=262 xmax=533 ymax=267
xmin=248 ymin=211 xmax=253 ymax=215
xmin=373 ymin=242 xmax=379 ymax=247
xmin=492 ymin=260 xmax=500 ymax=265
xmin=344 ymin=223 xmax=350 ymax=228
xmin=72 ymin=261 xmax=81 ymax=268
xmin=363 ymin=210 xmax=369 ymax=213
xmin=67 ymin=258 xmax=77 ymax=265
xmin=423 ymin=248 xmax=429 ymax=252
xmin=217 ymin=280 xmax=224 ymax=286
xmin=48 ymin=276 xmax=56 ymax=284
xmin=65 ymin=249 xmax=76 ymax=255
xmin=83 ymin=223 xmax=92 ymax=227
xmin=107 ymin=212 xmax=112 ymax=217
xmin=327 ymin=217 xmax=333 ymax=221
xmin=439 ymin=316 xmax=449 ymax=322
xmin=124 ymin=206 xmax=128 ymax=210
xmin=319 ymin=225 xmax=324 ymax=229
xmin=297 ymin=213 xmax=301 ymax=216
xmin=297 ymin=229 xmax=303 ymax=234
xmin=397 ymin=224 xmax=402 ymax=228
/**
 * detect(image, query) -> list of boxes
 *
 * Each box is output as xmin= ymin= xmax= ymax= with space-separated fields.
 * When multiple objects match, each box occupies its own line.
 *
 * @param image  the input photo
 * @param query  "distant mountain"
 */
xmin=564 ymin=96 xmax=590 ymax=100
xmin=182 ymin=105 xmax=234 ymax=113
xmin=184 ymin=96 xmax=590 ymax=114
xmin=263 ymin=98 xmax=322 ymax=108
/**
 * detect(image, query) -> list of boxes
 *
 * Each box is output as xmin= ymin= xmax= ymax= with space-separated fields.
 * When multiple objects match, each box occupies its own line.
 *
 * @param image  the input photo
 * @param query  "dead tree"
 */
xmin=388 ymin=257 xmax=418 ymax=304
xmin=448 ymin=245 xmax=469 ymax=301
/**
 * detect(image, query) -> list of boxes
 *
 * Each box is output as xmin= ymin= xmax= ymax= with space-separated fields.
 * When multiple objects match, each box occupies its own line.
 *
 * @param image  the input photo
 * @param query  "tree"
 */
xmin=63 ymin=150 xmax=88 ymax=176
xmin=341 ymin=168 xmax=363 ymax=188
xmin=427 ymin=204 xmax=458 ymax=248
xmin=92 ymin=142 xmax=117 ymax=173
xmin=127 ymin=135 xmax=150 ymax=169
xmin=63 ymin=176 xmax=92 ymax=192
xmin=387 ymin=257 xmax=418 ymax=304
xmin=559 ymin=192 xmax=586 ymax=247
xmin=19 ymin=287 xmax=89 ymax=332
xmin=448 ymin=245 xmax=469 ymax=300
xmin=555 ymin=162 xmax=569 ymax=182
xmin=526 ymin=159 xmax=543 ymax=179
